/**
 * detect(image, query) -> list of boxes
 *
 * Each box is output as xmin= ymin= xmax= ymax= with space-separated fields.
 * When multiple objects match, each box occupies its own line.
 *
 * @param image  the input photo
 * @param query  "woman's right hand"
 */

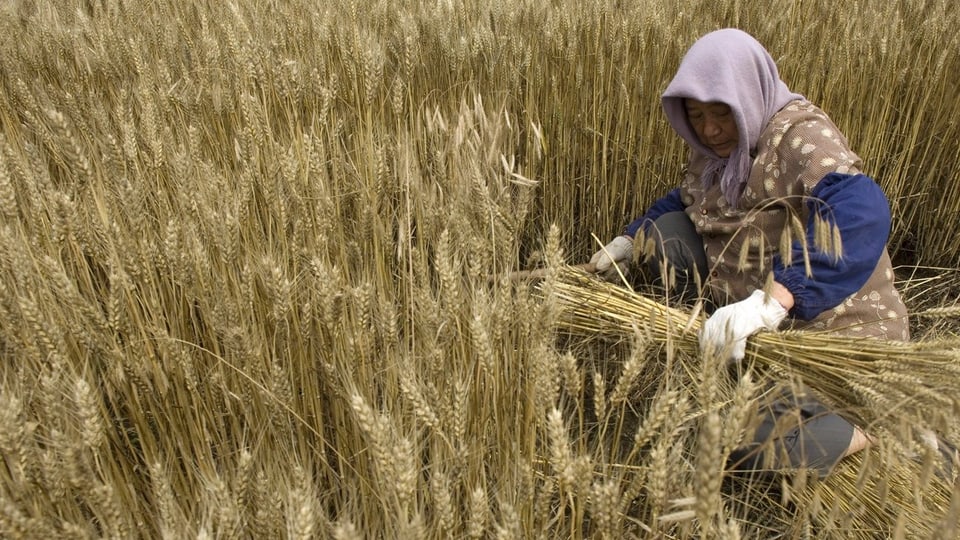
xmin=589 ymin=235 xmax=633 ymax=281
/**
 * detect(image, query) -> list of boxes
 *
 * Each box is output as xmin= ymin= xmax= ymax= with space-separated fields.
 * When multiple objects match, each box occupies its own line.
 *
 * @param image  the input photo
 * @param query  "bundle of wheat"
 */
xmin=550 ymin=265 xmax=960 ymax=537
xmin=549 ymin=265 xmax=960 ymax=451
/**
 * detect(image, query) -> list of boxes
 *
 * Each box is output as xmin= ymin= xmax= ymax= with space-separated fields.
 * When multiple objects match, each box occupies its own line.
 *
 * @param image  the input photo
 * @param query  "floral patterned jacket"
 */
xmin=627 ymin=100 xmax=910 ymax=340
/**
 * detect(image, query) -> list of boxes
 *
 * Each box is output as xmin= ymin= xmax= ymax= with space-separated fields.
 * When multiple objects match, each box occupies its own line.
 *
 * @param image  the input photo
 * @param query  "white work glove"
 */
xmin=699 ymin=289 xmax=788 ymax=362
xmin=589 ymin=235 xmax=633 ymax=280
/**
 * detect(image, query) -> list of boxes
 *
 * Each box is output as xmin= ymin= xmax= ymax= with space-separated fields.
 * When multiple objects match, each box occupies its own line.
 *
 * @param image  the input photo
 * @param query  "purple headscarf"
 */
xmin=662 ymin=29 xmax=803 ymax=206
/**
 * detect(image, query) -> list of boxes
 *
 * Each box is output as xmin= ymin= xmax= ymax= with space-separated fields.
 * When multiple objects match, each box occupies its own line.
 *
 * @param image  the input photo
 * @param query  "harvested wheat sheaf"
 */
xmin=550 ymin=266 xmax=960 ymax=537
xmin=549 ymin=266 xmax=960 ymax=440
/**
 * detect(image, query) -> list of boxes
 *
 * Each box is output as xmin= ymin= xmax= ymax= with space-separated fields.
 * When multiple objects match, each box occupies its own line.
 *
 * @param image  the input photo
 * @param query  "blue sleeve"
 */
xmin=773 ymin=173 xmax=891 ymax=321
xmin=624 ymin=188 xmax=685 ymax=237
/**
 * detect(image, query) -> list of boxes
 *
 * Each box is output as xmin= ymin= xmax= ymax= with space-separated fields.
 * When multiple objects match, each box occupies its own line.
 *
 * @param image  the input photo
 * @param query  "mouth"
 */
xmin=709 ymin=141 xmax=735 ymax=155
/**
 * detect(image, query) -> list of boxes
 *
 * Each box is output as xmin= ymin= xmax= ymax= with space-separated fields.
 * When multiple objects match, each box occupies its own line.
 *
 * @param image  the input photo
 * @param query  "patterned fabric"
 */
xmin=773 ymin=173 xmax=896 ymax=321
xmin=678 ymin=100 xmax=910 ymax=340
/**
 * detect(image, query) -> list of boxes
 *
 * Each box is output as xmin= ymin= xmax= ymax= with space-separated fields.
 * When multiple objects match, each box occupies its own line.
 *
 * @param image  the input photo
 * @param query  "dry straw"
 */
xmin=550 ymin=265 xmax=960 ymax=536
xmin=549 ymin=266 xmax=960 ymax=436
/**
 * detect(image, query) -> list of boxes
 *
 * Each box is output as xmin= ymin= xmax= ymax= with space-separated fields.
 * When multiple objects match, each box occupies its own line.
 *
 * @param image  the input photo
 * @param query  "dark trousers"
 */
xmin=646 ymin=212 xmax=709 ymax=305
xmin=728 ymin=385 xmax=855 ymax=477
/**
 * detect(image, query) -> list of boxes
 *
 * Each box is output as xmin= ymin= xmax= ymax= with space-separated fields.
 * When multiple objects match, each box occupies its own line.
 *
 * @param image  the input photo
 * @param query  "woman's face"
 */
xmin=685 ymin=99 xmax=739 ymax=158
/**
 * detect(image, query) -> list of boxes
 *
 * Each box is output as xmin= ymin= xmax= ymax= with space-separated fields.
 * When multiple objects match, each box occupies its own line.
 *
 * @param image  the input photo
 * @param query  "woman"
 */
xmin=590 ymin=29 xmax=910 ymax=476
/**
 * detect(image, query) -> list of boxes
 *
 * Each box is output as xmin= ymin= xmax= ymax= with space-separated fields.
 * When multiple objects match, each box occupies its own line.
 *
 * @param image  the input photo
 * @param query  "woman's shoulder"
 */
xmin=763 ymin=99 xmax=845 ymax=148
xmin=774 ymin=99 xmax=830 ymax=120
xmin=754 ymin=99 xmax=862 ymax=189
xmin=757 ymin=99 xmax=849 ymax=155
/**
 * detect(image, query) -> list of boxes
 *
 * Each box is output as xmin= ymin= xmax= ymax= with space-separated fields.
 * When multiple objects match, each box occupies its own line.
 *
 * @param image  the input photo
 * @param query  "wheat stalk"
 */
xmin=550 ymin=266 xmax=960 ymax=434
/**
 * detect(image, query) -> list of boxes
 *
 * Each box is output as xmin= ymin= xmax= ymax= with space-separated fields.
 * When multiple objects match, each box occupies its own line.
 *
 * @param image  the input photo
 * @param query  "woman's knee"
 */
xmin=646 ymin=212 xmax=708 ymax=296
xmin=727 ymin=394 xmax=856 ymax=477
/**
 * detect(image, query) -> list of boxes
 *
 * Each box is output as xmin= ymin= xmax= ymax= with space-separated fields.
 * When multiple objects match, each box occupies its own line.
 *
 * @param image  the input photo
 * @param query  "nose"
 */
xmin=703 ymin=117 xmax=722 ymax=137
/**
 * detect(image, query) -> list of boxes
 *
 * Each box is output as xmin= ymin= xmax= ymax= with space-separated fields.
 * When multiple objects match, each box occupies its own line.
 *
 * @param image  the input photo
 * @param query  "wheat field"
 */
xmin=1 ymin=0 xmax=959 ymax=538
